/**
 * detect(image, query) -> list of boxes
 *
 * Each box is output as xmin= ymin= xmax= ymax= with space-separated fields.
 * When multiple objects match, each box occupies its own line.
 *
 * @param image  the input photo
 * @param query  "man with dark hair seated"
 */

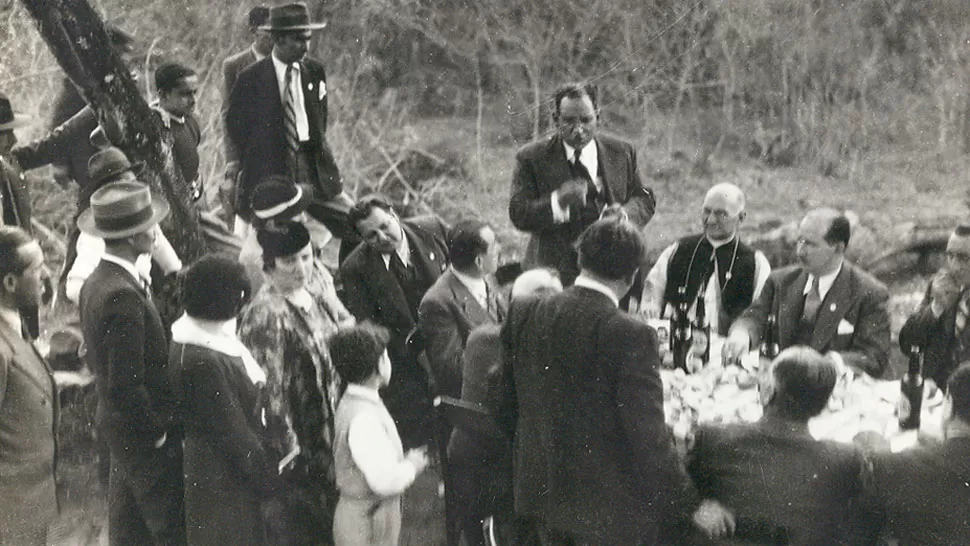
xmin=856 ymin=361 xmax=970 ymax=545
xmin=687 ymin=347 xmax=866 ymax=544
xmin=723 ymin=207 xmax=891 ymax=378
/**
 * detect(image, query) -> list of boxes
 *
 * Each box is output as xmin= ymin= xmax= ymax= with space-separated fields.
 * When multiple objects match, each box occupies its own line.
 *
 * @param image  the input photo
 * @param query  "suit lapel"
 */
xmin=544 ymin=137 xmax=575 ymax=196
xmin=487 ymin=277 xmax=507 ymax=322
xmin=403 ymin=222 xmax=444 ymax=279
xmin=779 ymin=269 xmax=809 ymax=348
xmin=365 ymin=246 xmax=412 ymax=323
xmin=811 ymin=266 xmax=852 ymax=350
xmin=0 ymin=322 xmax=54 ymax=403
xmin=445 ymin=271 xmax=490 ymax=326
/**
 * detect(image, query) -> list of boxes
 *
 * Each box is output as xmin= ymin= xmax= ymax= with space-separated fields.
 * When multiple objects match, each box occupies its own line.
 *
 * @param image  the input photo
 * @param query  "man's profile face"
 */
xmin=477 ymin=227 xmax=500 ymax=276
xmin=356 ymin=207 xmax=404 ymax=254
xmin=274 ymin=31 xmax=312 ymax=64
xmin=555 ymin=94 xmax=598 ymax=149
xmin=796 ymin=215 xmax=840 ymax=276
xmin=159 ymin=75 xmax=198 ymax=118
xmin=8 ymin=242 xmax=48 ymax=308
xmin=945 ymin=234 xmax=970 ymax=287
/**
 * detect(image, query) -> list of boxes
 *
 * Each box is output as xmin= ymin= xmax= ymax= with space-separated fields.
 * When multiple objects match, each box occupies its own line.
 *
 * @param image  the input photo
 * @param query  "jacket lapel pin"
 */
xmin=829 ymin=303 xmax=837 ymax=312
xmin=308 ymin=82 xmax=314 ymax=90
xmin=429 ymin=252 xmax=435 ymax=261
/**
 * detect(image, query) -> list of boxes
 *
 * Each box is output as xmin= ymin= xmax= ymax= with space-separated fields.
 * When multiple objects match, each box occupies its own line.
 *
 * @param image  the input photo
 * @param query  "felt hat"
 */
xmin=259 ymin=2 xmax=326 ymax=31
xmin=87 ymin=147 xmax=144 ymax=186
xmin=251 ymin=176 xmax=313 ymax=220
xmin=0 ymin=92 xmax=30 ymax=132
xmin=77 ymin=180 xmax=170 ymax=239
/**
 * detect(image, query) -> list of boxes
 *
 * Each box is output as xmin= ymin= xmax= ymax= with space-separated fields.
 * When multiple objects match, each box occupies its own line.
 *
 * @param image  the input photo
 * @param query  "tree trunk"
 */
xmin=19 ymin=0 xmax=207 ymax=261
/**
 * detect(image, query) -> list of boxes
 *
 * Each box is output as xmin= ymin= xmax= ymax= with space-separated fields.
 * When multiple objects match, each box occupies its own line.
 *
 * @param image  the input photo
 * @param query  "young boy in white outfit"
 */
xmin=330 ymin=323 xmax=429 ymax=546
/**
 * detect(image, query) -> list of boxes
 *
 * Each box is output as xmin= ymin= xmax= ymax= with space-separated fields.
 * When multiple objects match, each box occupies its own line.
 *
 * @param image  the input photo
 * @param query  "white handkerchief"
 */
xmin=837 ymin=319 xmax=855 ymax=335
xmin=318 ymin=81 xmax=327 ymax=100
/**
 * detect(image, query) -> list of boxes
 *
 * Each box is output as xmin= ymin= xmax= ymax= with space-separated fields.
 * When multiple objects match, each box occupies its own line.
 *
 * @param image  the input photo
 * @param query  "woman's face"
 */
xmin=267 ymin=243 xmax=313 ymax=294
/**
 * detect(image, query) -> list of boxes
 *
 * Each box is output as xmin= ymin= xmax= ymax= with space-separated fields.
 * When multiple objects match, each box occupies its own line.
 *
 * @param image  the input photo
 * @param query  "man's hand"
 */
xmin=405 ymin=447 xmax=430 ymax=474
xmin=557 ymin=179 xmax=588 ymax=209
xmin=693 ymin=499 xmax=735 ymax=539
xmin=721 ymin=330 xmax=750 ymax=366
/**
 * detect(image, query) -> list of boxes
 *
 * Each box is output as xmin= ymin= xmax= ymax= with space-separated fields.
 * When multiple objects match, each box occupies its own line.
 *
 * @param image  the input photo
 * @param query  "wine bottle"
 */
xmin=690 ymin=286 xmax=711 ymax=368
xmin=670 ymin=288 xmax=692 ymax=372
xmin=898 ymin=345 xmax=924 ymax=431
xmin=760 ymin=314 xmax=780 ymax=360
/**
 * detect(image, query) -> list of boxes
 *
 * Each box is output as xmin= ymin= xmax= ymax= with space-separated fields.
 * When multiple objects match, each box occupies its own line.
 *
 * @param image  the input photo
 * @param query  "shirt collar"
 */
xmin=574 ymin=275 xmax=619 ymax=308
xmin=381 ymin=230 xmax=411 ymax=268
xmin=149 ymin=100 xmax=185 ymax=128
xmin=346 ymin=383 xmax=382 ymax=404
xmin=804 ymin=262 xmax=843 ymax=300
xmin=563 ymin=139 xmax=598 ymax=166
xmin=0 ymin=307 xmax=21 ymax=334
xmin=102 ymin=253 xmax=145 ymax=285
xmin=451 ymin=267 xmax=487 ymax=298
xmin=251 ymin=43 xmax=267 ymax=61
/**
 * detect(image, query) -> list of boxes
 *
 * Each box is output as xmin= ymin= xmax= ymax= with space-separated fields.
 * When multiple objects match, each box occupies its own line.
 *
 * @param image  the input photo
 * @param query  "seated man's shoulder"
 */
xmin=596 ymin=133 xmax=636 ymax=152
xmin=403 ymin=214 xmax=447 ymax=236
xmin=514 ymin=136 xmax=553 ymax=160
xmin=846 ymin=262 xmax=889 ymax=296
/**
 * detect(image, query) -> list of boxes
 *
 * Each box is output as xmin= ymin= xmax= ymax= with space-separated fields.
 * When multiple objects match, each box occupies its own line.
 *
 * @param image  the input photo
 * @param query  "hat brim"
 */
xmin=77 ymin=196 xmax=170 ymax=239
xmin=258 ymin=22 xmax=327 ymax=31
xmin=0 ymin=113 xmax=32 ymax=132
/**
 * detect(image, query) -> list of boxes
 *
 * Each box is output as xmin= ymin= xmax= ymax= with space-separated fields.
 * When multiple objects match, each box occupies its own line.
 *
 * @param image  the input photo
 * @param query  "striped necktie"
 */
xmin=802 ymin=276 xmax=822 ymax=323
xmin=283 ymin=64 xmax=300 ymax=165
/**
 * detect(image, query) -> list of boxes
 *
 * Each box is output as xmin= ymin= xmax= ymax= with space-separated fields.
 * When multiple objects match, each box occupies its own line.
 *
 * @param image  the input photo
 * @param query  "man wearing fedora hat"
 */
xmin=0 ymin=91 xmax=33 ymax=234
xmin=226 ymin=2 xmax=355 ymax=251
xmin=78 ymin=180 xmax=186 ymax=546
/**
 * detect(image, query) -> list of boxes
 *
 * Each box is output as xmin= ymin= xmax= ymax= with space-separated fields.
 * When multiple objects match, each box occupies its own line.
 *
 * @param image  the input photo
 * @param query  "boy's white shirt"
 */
xmin=345 ymin=383 xmax=417 ymax=497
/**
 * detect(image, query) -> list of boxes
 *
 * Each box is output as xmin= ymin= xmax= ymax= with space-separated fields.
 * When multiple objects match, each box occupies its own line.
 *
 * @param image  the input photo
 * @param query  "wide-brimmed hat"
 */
xmin=88 ymin=147 xmax=144 ymax=187
xmin=259 ymin=2 xmax=326 ymax=31
xmin=0 ymin=92 xmax=31 ymax=132
xmin=77 ymin=180 xmax=170 ymax=239
xmin=251 ymin=176 xmax=312 ymax=221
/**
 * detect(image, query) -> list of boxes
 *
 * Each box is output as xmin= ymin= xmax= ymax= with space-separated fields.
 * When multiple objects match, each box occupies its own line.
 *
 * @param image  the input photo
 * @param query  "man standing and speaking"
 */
xmin=509 ymin=83 xmax=656 ymax=285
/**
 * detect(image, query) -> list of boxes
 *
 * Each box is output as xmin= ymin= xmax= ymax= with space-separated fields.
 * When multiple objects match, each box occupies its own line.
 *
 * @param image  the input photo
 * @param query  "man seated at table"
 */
xmin=855 ymin=362 xmax=970 ymax=545
xmin=898 ymin=225 xmax=970 ymax=390
xmin=722 ymin=208 xmax=891 ymax=377
xmin=642 ymin=182 xmax=771 ymax=335
xmin=686 ymin=347 xmax=866 ymax=544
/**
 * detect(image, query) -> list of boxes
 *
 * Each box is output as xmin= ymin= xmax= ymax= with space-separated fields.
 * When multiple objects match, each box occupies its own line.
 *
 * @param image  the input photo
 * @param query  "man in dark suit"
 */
xmin=78 ymin=181 xmax=185 ymax=546
xmin=687 ymin=347 xmax=866 ymax=545
xmin=418 ymin=219 xmax=506 ymax=399
xmin=340 ymin=195 xmax=448 ymax=448
xmin=509 ymin=82 xmax=656 ymax=285
xmin=856 ymin=362 xmax=970 ymax=545
xmin=0 ymin=92 xmax=32 ymax=234
xmin=898 ymin=225 xmax=970 ymax=389
xmin=448 ymin=268 xmax=562 ymax=546
xmin=498 ymin=218 xmax=700 ymax=545
xmin=723 ymin=208 xmax=891 ymax=377
xmin=0 ymin=226 xmax=57 ymax=545
xmin=225 ymin=2 xmax=353 ymax=241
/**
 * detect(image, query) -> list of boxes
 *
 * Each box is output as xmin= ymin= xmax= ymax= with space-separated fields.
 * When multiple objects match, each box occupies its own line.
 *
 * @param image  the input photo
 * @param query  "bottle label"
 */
xmin=897 ymin=397 xmax=911 ymax=423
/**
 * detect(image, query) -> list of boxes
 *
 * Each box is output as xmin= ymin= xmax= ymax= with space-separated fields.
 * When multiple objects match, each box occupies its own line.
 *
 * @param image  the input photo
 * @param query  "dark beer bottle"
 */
xmin=760 ymin=314 xmax=780 ymax=360
xmin=898 ymin=345 xmax=924 ymax=431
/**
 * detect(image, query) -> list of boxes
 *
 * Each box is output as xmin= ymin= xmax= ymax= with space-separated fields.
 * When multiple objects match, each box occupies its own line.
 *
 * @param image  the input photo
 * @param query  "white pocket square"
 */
xmin=318 ymin=81 xmax=327 ymax=100
xmin=837 ymin=319 xmax=855 ymax=335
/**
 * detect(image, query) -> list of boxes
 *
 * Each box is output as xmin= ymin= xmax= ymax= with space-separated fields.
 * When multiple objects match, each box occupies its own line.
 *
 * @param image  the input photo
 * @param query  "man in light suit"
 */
xmin=418 ymin=219 xmax=506 ymax=400
xmin=498 ymin=218 xmax=700 ymax=545
xmin=0 ymin=226 xmax=57 ymax=545
xmin=340 ymin=195 xmax=449 ymax=448
xmin=856 ymin=362 xmax=970 ymax=545
xmin=723 ymin=208 xmax=891 ymax=377
xmin=225 ymin=2 xmax=353 ymax=243
xmin=78 ymin=181 xmax=185 ymax=546
xmin=509 ymin=82 xmax=656 ymax=285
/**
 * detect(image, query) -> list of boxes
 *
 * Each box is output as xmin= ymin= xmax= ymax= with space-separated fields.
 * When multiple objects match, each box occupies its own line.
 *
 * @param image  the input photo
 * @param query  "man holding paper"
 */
xmin=722 ymin=208 xmax=891 ymax=377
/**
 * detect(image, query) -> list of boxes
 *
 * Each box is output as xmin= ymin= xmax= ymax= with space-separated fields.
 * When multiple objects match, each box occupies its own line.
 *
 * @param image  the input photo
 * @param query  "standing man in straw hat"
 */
xmin=226 ymin=2 xmax=355 ymax=251
xmin=78 ymin=181 xmax=186 ymax=546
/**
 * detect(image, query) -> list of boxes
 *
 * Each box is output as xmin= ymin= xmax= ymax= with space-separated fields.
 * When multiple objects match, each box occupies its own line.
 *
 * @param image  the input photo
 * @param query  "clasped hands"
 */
xmin=557 ymin=179 xmax=589 ymax=209
xmin=693 ymin=498 xmax=735 ymax=540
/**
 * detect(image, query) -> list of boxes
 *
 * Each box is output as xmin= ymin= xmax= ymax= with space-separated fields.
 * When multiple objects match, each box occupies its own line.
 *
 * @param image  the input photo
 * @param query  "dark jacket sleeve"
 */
xmin=729 ymin=271 xmax=778 ymax=346
xmin=181 ymin=349 xmax=276 ymax=495
xmin=619 ymin=144 xmax=656 ymax=227
xmin=418 ymin=292 xmax=465 ymax=398
xmin=103 ymin=289 xmax=167 ymax=442
xmin=610 ymin=315 xmax=699 ymax=517
xmin=898 ymin=281 xmax=940 ymax=354
xmin=225 ymin=69 xmax=254 ymax=162
xmin=508 ymin=150 xmax=558 ymax=234
xmin=339 ymin=258 xmax=378 ymax=324
xmin=13 ymin=106 xmax=97 ymax=170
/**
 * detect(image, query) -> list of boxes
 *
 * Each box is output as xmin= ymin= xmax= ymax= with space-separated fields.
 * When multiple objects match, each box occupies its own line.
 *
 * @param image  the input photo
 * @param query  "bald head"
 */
xmin=796 ymin=208 xmax=850 ymax=276
xmin=511 ymin=268 xmax=563 ymax=300
xmin=702 ymin=183 xmax=746 ymax=241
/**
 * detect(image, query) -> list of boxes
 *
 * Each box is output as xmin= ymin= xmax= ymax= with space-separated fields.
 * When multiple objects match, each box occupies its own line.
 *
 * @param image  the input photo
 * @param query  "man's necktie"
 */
xmin=802 ymin=276 xmax=822 ymax=323
xmin=283 ymin=64 xmax=300 ymax=164
xmin=389 ymin=251 xmax=413 ymax=284
xmin=572 ymin=150 xmax=598 ymax=204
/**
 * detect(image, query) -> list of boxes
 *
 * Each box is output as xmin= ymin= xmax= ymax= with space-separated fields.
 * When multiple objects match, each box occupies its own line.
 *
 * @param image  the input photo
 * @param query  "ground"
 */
xmin=30 ymin=110 xmax=967 ymax=545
